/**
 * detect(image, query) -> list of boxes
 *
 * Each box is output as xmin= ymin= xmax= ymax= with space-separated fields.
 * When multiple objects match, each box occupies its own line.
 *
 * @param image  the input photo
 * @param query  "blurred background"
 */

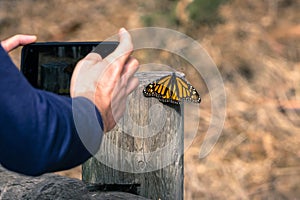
xmin=1 ymin=0 xmax=299 ymax=199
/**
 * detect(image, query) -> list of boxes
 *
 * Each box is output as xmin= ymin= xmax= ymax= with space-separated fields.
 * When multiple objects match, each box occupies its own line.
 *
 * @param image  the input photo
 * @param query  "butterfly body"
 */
xmin=143 ymin=73 xmax=201 ymax=104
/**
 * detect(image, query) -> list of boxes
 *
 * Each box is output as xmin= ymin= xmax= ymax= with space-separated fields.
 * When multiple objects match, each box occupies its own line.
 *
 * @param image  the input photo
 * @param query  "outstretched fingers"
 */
xmin=126 ymin=77 xmax=139 ymax=95
xmin=103 ymin=28 xmax=133 ymax=79
xmin=122 ymin=56 xmax=139 ymax=77
xmin=122 ymin=56 xmax=139 ymax=94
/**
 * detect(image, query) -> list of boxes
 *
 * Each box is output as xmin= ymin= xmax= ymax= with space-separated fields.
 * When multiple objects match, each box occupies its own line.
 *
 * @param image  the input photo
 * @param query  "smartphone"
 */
xmin=21 ymin=41 xmax=119 ymax=95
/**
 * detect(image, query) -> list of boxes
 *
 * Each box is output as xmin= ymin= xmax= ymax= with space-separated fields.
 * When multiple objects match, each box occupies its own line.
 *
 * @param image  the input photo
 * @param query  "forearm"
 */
xmin=0 ymin=45 xmax=103 ymax=176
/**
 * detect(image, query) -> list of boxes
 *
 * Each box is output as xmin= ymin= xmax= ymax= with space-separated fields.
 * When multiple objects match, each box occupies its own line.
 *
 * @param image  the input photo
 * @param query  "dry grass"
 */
xmin=183 ymin=1 xmax=300 ymax=199
xmin=1 ymin=0 xmax=299 ymax=199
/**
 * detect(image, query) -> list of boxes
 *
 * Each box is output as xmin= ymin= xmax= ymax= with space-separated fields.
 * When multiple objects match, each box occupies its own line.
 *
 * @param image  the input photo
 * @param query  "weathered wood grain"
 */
xmin=83 ymin=71 xmax=184 ymax=200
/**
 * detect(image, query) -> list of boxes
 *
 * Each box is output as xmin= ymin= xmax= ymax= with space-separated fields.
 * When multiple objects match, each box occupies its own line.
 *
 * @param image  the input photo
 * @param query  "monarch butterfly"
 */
xmin=143 ymin=72 xmax=201 ymax=104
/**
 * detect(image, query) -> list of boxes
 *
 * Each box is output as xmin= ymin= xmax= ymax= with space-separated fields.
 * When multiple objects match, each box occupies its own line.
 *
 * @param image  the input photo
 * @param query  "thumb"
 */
xmin=1 ymin=34 xmax=37 ymax=52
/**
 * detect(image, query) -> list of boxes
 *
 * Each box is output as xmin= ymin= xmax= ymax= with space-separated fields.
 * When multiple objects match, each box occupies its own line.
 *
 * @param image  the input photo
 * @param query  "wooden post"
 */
xmin=82 ymin=71 xmax=184 ymax=200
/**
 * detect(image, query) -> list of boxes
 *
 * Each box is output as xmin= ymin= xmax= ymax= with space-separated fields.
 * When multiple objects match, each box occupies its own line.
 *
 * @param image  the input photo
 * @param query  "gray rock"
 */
xmin=0 ymin=166 xmax=148 ymax=200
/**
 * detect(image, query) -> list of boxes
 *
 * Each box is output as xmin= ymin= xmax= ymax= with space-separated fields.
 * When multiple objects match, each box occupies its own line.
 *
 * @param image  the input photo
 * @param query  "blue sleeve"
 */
xmin=0 ymin=45 xmax=103 ymax=176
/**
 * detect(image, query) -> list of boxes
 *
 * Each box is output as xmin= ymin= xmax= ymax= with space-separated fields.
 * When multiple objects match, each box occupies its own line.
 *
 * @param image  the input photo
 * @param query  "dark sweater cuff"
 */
xmin=72 ymin=97 xmax=104 ymax=155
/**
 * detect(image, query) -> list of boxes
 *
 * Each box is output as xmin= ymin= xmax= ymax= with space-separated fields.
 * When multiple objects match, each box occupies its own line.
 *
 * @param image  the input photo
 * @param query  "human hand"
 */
xmin=70 ymin=28 xmax=139 ymax=132
xmin=1 ymin=34 xmax=37 ymax=52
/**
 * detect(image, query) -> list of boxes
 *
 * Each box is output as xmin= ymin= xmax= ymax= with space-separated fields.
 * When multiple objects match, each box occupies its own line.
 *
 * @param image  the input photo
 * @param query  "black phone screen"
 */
xmin=21 ymin=42 xmax=118 ymax=95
